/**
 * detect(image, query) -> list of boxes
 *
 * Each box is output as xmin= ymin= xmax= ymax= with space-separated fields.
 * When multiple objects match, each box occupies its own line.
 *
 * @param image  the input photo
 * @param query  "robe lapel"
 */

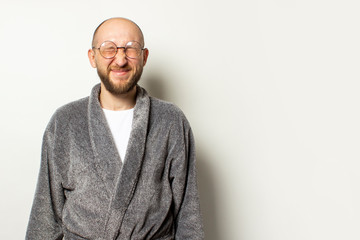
xmin=88 ymin=84 xmax=122 ymax=195
xmin=87 ymin=84 xmax=150 ymax=238
xmin=112 ymin=85 xmax=150 ymax=209
xmin=102 ymin=85 xmax=150 ymax=238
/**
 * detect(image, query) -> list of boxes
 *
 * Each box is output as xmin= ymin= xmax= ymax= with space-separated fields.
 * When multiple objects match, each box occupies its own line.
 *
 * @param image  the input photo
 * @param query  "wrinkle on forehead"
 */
xmin=92 ymin=17 xmax=145 ymax=47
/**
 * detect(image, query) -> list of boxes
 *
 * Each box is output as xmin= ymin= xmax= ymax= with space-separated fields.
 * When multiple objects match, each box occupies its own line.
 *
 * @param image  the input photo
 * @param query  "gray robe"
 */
xmin=26 ymin=84 xmax=204 ymax=240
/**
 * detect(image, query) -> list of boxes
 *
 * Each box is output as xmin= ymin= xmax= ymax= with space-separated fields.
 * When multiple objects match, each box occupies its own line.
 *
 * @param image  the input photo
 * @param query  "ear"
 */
xmin=142 ymin=48 xmax=149 ymax=66
xmin=88 ymin=49 xmax=97 ymax=68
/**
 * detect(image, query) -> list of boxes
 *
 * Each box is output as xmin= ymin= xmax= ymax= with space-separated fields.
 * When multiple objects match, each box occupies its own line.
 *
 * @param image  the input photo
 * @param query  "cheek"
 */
xmin=96 ymin=59 xmax=112 ymax=71
xmin=129 ymin=60 xmax=142 ymax=70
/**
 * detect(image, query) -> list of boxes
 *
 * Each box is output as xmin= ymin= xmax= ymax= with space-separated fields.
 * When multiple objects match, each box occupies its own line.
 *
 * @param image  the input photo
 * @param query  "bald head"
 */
xmin=92 ymin=17 xmax=145 ymax=47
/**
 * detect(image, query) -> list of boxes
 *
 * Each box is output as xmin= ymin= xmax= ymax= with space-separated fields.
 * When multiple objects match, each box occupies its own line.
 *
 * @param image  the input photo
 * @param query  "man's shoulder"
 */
xmin=148 ymin=96 xmax=191 ymax=128
xmin=150 ymin=97 xmax=185 ymax=117
xmin=47 ymin=96 xmax=90 ymax=128
xmin=55 ymin=96 xmax=89 ymax=117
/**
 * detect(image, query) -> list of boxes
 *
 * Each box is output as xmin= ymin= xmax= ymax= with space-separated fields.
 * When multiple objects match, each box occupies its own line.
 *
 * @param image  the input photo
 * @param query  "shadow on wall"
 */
xmin=142 ymin=73 xmax=220 ymax=240
xmin=141 ymin=70 xmax=170 ymax=101
xmin=197 ymin=147 xmax=220 ymax=240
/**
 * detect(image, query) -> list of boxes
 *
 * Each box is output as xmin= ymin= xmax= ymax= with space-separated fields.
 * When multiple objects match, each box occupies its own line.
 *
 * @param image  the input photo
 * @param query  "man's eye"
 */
xmin=104 ymin=47 xmax=116 ymax=52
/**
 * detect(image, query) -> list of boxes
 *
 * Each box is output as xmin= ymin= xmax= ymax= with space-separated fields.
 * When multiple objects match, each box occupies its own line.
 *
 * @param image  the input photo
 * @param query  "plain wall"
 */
xmin=1 ymin=0 xmax=359 ymax=239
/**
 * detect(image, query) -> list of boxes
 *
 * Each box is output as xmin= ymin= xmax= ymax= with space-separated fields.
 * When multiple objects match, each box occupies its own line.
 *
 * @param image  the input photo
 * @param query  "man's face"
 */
xmin=88 ymin=19 xmax=149 ymax=95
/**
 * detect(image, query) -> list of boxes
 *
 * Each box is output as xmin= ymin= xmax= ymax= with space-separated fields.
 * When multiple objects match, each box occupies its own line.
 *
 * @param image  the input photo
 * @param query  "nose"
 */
xmin=113 ymin=47 xmax=128 ymax=67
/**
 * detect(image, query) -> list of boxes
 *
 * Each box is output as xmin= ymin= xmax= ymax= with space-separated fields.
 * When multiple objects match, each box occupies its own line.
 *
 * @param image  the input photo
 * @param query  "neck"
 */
xmin=99 ymin=83 xmax=137 ymax=111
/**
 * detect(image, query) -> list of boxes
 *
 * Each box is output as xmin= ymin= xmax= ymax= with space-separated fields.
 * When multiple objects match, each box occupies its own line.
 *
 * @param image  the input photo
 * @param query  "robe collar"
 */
xmin=88 ymin=83 xmax=150 ymax=209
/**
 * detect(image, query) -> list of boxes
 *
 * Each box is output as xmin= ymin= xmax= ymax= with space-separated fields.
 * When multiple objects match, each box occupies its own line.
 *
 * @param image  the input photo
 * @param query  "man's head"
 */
xmin=88 ymin=18 xmax=149 ymax=95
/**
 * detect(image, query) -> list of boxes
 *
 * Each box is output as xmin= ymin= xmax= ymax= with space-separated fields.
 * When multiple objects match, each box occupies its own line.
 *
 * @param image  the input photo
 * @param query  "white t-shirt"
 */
xmin=102 ymin=108 xmax=134 ymax=162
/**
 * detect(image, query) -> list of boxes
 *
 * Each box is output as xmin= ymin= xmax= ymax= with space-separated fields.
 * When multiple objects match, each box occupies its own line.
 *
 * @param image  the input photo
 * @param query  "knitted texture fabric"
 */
xmin=26 ymin=84 xmax=204 ymax=240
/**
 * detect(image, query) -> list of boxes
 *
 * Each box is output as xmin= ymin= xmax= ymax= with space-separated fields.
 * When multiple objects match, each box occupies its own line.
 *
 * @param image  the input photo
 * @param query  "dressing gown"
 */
xmin=26 ymin=84 xmax=204 ymax=240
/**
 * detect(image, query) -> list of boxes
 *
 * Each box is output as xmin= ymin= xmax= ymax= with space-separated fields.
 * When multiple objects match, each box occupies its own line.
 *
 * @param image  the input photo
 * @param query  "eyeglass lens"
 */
xmin=99 ymin=41 xmax=142 ymax=59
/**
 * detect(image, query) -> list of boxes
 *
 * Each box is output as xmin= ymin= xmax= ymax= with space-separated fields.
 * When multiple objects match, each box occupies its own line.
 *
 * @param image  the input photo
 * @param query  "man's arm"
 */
xmin=169 ymin=123 xmax=205 ymax=240
xmin=26 ymin=127 xmax=64 ymax=240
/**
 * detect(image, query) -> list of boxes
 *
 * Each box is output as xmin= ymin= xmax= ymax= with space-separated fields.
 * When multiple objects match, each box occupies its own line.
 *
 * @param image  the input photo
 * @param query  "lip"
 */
xmin=111 ymin=69 xmax=129 ymax=76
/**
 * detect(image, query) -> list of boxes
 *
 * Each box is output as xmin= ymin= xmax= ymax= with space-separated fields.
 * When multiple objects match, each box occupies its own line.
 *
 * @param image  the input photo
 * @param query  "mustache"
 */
xmin=108 ymin=63 xmax=131 ymax=71
xmin=110 ymin=66 xmax=131 ymax=71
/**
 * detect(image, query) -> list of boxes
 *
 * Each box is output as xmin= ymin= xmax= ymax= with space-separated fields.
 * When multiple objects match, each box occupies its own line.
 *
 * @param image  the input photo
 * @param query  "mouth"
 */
xmin=110 ymin=69 xmax=130 ymax=77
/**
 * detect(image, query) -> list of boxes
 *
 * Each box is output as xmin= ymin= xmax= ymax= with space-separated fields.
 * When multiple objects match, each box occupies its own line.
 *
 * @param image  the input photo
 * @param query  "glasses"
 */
xmin=93 ymin=41 xmax=145 ymax=59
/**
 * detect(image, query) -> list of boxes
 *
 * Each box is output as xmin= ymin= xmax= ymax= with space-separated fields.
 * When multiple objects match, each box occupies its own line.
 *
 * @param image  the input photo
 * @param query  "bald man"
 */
xmin=26 ymin=18 xmax=204 ymax=240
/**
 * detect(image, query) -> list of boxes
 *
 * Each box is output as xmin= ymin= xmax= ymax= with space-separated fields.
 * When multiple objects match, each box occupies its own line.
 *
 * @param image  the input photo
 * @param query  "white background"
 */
xmin=1 ymin=0 xmax=359 ymax=239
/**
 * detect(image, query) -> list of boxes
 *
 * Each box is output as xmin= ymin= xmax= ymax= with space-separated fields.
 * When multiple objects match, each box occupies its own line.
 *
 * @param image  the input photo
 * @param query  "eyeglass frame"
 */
xmin=92 ymin=40 xmax=146 ymax=59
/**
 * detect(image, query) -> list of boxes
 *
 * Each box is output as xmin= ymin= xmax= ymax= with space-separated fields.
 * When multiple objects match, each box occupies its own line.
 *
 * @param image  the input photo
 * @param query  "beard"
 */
xmin=97 ymin=64 xmax=143 ymax=95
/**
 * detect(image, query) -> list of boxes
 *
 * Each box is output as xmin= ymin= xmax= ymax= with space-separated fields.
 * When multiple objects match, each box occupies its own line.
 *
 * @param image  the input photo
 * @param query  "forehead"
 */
xmin=94 ymin=19 xmax=143 ymax=46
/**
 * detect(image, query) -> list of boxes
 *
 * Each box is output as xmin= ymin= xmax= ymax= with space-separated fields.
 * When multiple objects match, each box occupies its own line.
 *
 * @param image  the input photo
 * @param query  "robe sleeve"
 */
xmin=26 ymin=126 xmax=65 ymax=240
xmin=170 ymin=123 xmax=205 ymax=240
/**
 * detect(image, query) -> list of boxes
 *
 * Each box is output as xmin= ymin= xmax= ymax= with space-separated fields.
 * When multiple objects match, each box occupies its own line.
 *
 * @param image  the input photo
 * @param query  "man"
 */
xmin=26 ymin=17 xmax=204 ymax=240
